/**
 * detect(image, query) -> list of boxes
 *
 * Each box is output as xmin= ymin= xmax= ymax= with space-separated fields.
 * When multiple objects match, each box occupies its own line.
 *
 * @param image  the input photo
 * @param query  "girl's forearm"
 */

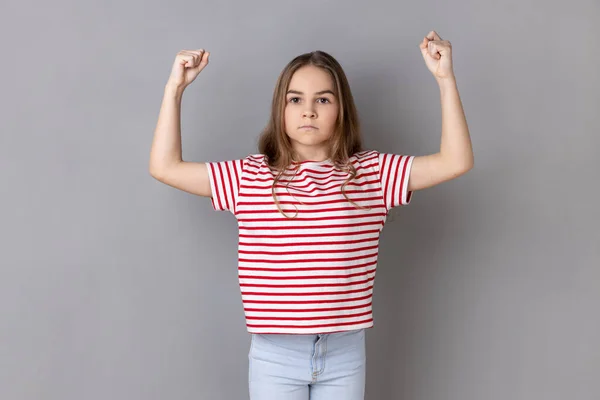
xmin=438 ymin=77 xmax=474 ymax=171
xmin=149 ymin=84 xmax=186 ymax=176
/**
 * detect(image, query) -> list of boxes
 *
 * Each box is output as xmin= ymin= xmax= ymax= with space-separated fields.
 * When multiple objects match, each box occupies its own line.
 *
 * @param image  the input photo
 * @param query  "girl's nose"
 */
xmin=302 ymin=109 xmax=316 ymax=118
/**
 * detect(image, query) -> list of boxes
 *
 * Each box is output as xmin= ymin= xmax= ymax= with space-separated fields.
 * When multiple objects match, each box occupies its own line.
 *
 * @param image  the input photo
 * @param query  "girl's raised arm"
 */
xmin=149 ymin=49 xmax=212 ymax=197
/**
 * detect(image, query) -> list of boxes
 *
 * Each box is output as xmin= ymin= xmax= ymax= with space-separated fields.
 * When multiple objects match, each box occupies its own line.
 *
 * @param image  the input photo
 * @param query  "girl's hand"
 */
xmin=167 ymin=49 xmax=210 ymax=89
xmin=419 ymin=31 xmax=454 ymax=81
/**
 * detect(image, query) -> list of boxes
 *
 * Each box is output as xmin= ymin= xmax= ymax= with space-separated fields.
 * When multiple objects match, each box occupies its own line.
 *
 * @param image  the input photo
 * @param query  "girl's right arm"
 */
xmin=149 ymin=49 xmax=212 ymax=197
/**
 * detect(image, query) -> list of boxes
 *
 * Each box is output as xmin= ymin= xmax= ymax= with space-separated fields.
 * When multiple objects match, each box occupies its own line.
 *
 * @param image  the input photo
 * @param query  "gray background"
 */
xmin=1 ymin=0 xmax=599 ymax=399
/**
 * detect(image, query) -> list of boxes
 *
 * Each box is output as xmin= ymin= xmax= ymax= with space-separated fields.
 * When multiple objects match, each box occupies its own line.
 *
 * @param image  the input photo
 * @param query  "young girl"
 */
xmin=149 ymin=30 xmax=473 ymax=400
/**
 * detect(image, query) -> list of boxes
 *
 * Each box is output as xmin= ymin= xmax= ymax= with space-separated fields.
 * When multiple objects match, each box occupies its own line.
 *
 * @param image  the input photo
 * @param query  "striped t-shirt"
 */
xmin=205 ymin=149 xmax=414 ymax=334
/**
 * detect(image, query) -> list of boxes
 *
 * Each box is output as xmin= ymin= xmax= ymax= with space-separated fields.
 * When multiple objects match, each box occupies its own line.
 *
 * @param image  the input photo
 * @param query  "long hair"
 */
xmin=258 ymin=50 xmax=369 ymax=218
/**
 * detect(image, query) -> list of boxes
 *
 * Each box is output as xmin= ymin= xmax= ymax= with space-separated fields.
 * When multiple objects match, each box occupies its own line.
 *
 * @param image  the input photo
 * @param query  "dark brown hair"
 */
xmin=258 ymin=50 xmax=369 ymax=218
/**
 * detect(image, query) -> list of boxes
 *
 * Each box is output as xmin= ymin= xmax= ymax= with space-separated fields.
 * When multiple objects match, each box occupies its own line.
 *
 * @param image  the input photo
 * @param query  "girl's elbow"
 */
xmin=455 ymin=158 xmax=474 ymax=175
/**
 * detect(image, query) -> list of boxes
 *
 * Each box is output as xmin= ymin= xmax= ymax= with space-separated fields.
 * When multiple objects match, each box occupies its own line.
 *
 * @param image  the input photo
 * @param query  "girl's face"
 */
xmin=284 ymin=65 xmax=339 ymax=161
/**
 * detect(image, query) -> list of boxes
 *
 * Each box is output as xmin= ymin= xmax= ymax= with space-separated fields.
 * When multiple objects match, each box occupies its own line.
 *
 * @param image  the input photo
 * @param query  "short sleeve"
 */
xmin=378 ymin=152 xmax=415 ymax=210
xmin=205 ymin=159 xmax=244 ymax=214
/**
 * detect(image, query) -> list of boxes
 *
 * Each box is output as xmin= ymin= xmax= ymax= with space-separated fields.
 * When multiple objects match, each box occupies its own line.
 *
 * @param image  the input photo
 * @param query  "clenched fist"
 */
xmin=167 ymin=49 xmax=210 ymax=90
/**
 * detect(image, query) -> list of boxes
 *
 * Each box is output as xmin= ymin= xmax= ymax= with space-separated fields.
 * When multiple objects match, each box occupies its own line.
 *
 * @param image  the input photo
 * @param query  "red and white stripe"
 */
xmin=206 ymin=150 xmax=413 ymax=334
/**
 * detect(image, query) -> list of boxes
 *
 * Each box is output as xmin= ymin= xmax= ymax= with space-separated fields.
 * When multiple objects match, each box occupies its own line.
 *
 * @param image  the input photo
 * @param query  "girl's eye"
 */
xmin=318 ymin=98 xmax=330 ymax=104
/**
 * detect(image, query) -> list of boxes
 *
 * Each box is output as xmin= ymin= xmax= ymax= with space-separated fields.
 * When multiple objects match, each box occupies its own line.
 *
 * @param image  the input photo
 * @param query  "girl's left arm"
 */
xmin=407 ymin=31 xmax=474 ymax=192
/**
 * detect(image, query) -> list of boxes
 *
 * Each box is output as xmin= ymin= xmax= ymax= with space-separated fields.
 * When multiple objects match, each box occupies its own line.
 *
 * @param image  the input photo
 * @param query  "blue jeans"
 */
xmin=248 ymin=328 xmax=366 ymax=399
